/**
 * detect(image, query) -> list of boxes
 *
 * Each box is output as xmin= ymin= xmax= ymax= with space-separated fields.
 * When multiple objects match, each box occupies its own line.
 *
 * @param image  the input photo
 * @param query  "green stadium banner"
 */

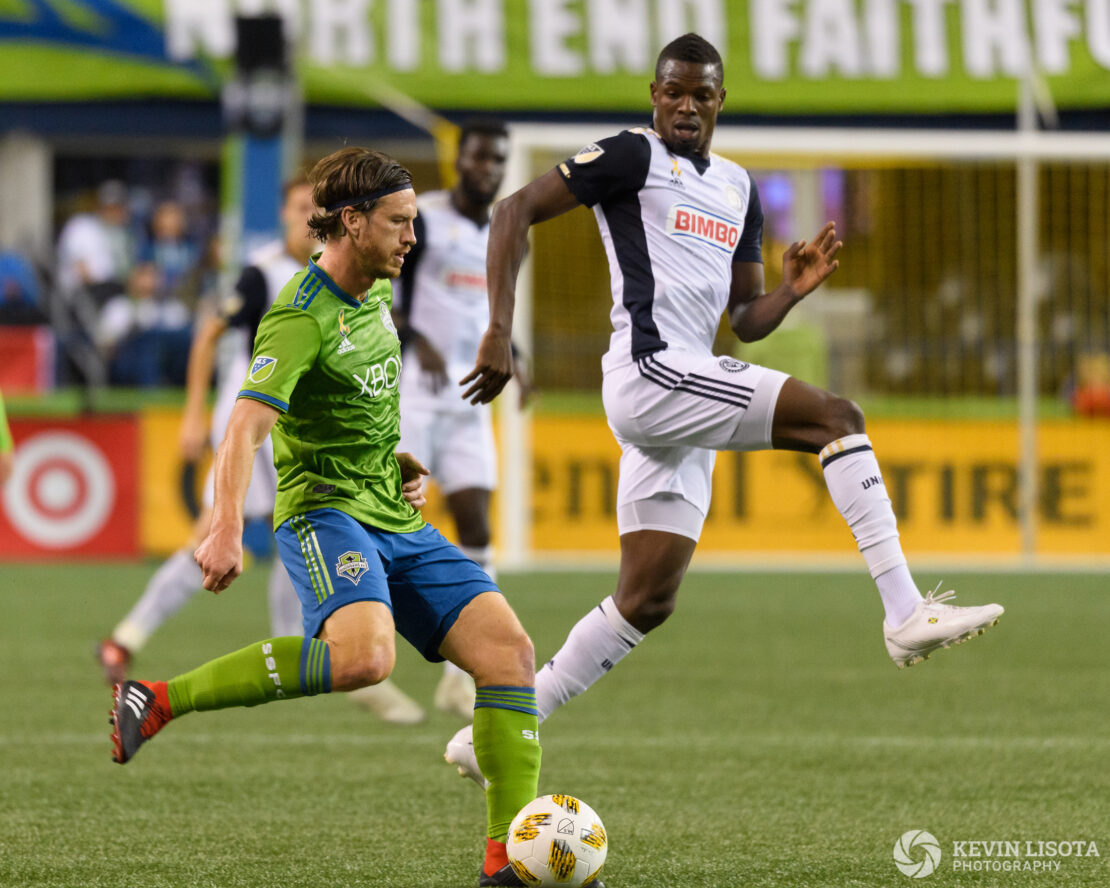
xmin=3 ymin=0 xmax=1110 ymax=113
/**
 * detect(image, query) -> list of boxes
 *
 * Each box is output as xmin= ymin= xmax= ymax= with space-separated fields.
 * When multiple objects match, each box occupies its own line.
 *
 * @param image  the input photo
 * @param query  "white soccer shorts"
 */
xmin=602 ymin=350 xmax=789 ymax=539
xmin=399 ymin=403 xmax=497 ymax=496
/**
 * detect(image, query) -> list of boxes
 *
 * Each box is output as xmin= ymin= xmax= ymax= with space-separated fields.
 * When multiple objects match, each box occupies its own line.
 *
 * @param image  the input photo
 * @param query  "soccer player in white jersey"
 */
xmin=446 ymin=32 xmax=1004 ymax=784
xmin=392 ymin=118 xmax=531 ymax=721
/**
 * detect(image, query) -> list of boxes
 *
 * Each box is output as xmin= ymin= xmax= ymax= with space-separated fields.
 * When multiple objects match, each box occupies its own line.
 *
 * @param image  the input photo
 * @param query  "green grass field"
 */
xmin=1 ymin=564 xmax=1107 ymax=887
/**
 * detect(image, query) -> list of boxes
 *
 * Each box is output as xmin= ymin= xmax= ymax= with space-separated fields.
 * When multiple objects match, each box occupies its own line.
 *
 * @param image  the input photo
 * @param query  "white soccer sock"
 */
xmin=819 ymin=434 xmax=923 ymax=624
xmin=458 ymin=543 xmax=497 ymax=582
xmin=267 ymin=560 xmax=303 ymax=637
xmin=111 ymin=548 xmax=203 ymax=652
xmin=535 ymin=596 xmax=645 ymax=722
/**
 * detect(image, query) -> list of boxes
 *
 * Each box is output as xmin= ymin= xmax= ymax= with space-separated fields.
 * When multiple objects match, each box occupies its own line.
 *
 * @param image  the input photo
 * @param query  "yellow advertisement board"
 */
xmin=530 ymin=416 xmax=1110 ymax=556
xmin=139 ymin=407 xmax=211 ymax=556
xmin=138 ymin=406 xmax=1110 ymax=558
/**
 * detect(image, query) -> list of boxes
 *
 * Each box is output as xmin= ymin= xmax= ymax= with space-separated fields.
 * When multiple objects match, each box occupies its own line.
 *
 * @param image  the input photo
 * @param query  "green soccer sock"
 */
xmin=166 ymin=637 xmax=330 ymax=716
xmin=473 ymin=685 xmax=541 ymax=842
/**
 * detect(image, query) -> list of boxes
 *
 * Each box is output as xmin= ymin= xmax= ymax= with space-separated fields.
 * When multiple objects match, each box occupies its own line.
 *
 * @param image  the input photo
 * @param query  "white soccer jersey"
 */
xmin=558 ymin=128 xmax=764 ymax=372
xmin=394 ymin=190 xmax=491 ymax=414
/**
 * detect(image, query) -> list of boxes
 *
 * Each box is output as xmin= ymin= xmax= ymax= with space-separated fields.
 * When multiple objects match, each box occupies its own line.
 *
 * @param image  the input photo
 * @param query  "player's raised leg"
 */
xmin=771 ymin=376 xmax=1004 ymax=667
xmin=109 ymin=597 xmax=402 ymax=764
xmin=439 ymin=591 xmax=541 ymax=887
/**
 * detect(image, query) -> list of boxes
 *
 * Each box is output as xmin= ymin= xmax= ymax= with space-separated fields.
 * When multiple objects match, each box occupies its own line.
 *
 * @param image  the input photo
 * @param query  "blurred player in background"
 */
xmin=446 ymin=32 xmax=1005 ymax=784
xmin=111 ymin=147 xmax=545 ymax=888
xmin=392 ymin=117 xmax=531 ymax=721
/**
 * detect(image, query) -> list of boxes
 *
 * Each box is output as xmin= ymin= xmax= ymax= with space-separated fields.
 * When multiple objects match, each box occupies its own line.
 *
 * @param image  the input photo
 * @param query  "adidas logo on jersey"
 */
xmin=666 ymin=204 xmax=740 ymax=253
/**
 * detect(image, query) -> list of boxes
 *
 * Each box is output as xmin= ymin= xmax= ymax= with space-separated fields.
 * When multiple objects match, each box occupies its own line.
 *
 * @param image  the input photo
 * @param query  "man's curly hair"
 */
xmin=307 ymin=147 xmax=413 ymax=242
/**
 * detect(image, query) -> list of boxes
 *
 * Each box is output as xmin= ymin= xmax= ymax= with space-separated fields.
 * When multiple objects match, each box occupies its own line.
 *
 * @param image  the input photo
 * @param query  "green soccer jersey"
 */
xmin=237 ymin=255 xmax=424 ymax=534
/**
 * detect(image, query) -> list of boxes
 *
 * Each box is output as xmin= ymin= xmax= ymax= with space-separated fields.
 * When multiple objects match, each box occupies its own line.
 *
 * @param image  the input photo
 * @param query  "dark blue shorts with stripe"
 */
xmin=275 ymin=507 xmax=497 ymax=661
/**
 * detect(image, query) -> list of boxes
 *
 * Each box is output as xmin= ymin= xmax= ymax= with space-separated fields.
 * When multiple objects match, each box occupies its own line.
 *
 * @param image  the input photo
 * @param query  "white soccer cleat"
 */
xmin=445 ymin=724 xmax=488 ymax=790
xmin=884 ymin=584 xmax=1004 ymax=669
xmin=348 ymin=679 xmax=426 ymax=724
xmin=434 ymin=669 xmax=476 ymax=721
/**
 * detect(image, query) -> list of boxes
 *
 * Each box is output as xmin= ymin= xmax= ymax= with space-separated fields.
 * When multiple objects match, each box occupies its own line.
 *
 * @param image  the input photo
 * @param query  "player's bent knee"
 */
xmin=821 ymin=396 xmax=865 ymax=443
xmin=331 ymin=647 xmax=395 ymax=691
xmin=472 ymin=633 xmax=535 ymax=688
xmin=617 ymin=582 xmax=679 ymax=632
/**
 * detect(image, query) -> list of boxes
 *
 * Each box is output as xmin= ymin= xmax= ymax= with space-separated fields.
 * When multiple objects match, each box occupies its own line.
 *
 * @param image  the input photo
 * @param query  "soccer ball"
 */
xmin=506 ymin=794 xmax=608 ymax=887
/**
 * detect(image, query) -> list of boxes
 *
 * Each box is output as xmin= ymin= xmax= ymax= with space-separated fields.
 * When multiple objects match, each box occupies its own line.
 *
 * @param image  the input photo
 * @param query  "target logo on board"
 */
xmin=0 ymin=418 xmax=138 ymax=558
xmin=4 ymin=432 xmax=115 ymax=546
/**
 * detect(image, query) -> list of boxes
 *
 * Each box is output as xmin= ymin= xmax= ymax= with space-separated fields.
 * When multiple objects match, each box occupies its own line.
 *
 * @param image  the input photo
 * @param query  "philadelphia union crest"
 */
xmin=718 ymin=356 xmax=750 ymax=373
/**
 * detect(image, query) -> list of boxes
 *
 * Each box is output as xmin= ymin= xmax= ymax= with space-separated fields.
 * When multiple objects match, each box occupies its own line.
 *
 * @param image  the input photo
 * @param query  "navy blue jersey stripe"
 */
xmin=637 ymin=360 xmax=677 ymax=390
xmin=637 ymin=363 xmax=676 ymax=392
xmin=637 ymin=361 xmax=751 ymax=408
xmin=600 ymin=190 xmax=664 ymax=360
xmin=237 ymin=390 xmax=289 ymax=412
xmin=674 ymin=382 xmax=751 ymax=408
xmin=646 ymin=356 xmax=756 ymax=398
xmin=687 ymin=371 xmax=756 ymax=396
xmin=643 ymin=355 xmax=682 ymax=384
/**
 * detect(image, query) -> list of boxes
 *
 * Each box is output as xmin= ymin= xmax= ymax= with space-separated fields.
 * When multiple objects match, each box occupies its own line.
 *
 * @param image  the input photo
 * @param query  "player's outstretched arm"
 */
xmin=727 ymin=221 xmax=842 ymax=343
xmin=194 ymin=398 xmax=278 ymax=593
xmin=462 ymin=168 xmax=580 ymax=404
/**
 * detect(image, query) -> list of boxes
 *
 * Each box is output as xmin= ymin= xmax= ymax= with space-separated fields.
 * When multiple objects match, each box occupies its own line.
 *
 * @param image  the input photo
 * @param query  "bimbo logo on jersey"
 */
xmin=666 ymin=204 xmax=740 ymax=253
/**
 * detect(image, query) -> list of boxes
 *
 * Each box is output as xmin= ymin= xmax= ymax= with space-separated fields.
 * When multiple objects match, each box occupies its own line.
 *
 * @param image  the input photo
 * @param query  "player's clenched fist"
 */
xmin=194 ymin=528 xmax=243 ymax=593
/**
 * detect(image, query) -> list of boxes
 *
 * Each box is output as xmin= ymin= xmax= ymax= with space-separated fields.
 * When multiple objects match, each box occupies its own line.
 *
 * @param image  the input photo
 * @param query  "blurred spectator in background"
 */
xmin=0 ymin=250 xmax=46 ymax=325
xmin=1072 ymin=351 xmax=1110 ymax=418
xmin=56 ymin=179 xmax=133 ymax=302
xmin=96 ymin=262 xmax=192 ymax=386
xmin=140 ymin=199 xmax=199 ymax=301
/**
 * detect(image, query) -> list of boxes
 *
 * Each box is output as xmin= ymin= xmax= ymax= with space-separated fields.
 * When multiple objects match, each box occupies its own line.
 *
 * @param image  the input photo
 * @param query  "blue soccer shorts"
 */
xmin=274 ymin=508 xmax=498 ymax=661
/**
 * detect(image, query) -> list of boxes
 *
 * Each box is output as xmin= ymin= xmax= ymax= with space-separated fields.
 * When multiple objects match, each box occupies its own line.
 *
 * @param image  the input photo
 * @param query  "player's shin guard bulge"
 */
xmin=166 ymin=637 xmax=331 ymax=715
xmin=472 ymin=686 xmax=541 ymax=846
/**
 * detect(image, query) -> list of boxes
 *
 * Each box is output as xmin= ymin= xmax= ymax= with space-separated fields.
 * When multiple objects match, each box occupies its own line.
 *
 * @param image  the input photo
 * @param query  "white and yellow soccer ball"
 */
xmin=506 ymin=794 xmax=607 ymax=887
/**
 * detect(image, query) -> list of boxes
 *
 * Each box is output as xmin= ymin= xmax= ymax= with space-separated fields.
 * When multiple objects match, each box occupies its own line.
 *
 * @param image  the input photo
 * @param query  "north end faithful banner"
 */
xmin=2 ymin=1 xmax=1110 ymax=113
xmin=0 ymin=417 xmax=139 ymax=558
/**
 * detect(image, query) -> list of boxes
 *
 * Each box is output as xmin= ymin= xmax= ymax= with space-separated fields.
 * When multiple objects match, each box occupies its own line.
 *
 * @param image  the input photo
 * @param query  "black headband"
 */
xmin=324 ymin=182 xmax=412 ymax=214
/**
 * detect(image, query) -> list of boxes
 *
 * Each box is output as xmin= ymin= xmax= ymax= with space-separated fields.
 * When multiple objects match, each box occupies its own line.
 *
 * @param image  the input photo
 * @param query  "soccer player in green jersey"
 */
xmin=110 ymin=147 xmax=543 ymax=887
